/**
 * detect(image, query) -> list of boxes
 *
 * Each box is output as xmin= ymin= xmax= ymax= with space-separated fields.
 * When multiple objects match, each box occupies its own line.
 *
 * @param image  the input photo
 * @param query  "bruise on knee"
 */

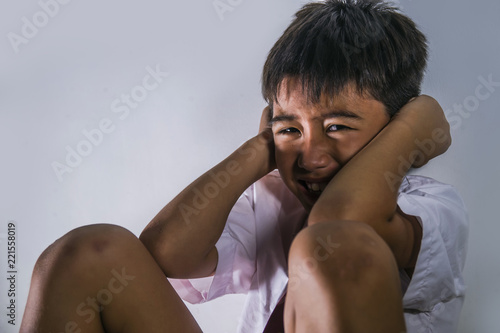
xmin=34 ymin=225 xmax=127 ymax=280
xmin=91 ymin=238 xmax=110 ymax=254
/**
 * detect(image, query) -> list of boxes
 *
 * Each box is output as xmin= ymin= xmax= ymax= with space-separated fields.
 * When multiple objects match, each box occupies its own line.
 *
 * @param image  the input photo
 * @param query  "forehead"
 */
xmin=273 ymin=78 xmax=386 ymax=119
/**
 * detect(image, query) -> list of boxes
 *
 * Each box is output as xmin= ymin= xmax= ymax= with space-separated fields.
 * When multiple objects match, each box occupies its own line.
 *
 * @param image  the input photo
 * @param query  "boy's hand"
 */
xmin=255 ymin=106 xmax=276 ymax=173
xmin=259 ymin=106 xmax=272 ymax=133
xmin=392 ymin=95 xmax=451 ymax=167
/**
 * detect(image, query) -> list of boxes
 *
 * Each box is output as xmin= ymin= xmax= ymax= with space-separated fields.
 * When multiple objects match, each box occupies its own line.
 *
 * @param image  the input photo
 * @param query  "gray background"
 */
xmin=0 ymin=0 xmax=498 ymax=332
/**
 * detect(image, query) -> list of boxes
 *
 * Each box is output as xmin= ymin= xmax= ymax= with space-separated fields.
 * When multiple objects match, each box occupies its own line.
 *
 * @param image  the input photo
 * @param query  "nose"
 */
xmin=297 ymin=134 xmax=335 ymax=172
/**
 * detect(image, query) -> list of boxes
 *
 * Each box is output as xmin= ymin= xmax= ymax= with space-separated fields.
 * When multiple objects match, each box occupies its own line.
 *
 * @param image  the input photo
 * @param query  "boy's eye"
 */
xmin=327 ymin=124 xmax=351 ymax=132
xmin=278 ymin=127 xmax=300 ymax=135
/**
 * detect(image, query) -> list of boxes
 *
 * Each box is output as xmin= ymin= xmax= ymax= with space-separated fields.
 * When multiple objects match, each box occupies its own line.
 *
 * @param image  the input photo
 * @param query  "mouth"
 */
xmin=298 ymin=179 xmax=330 ymax=195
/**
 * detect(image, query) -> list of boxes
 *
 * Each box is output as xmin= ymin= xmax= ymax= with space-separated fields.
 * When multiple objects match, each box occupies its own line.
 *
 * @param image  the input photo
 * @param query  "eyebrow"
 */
xmin=269 ymin=114 xmax=297 ymax=124
xmin=270 ymin=109 xmax=362 ymax=124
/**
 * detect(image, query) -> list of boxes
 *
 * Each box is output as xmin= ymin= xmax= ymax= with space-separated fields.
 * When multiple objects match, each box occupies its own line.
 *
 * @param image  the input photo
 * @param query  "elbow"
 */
xmin=139 ymin=227 xmax=180 ymax=277
xmin=139 ymin=224 xmax=163 ymax=258
xmin=139 ymin=227 xmax=158 ymax=257
xmin=139 ymin=227 xmax=165 ymax=263
xmin=139 ymin=227 xmax=213 ymax=278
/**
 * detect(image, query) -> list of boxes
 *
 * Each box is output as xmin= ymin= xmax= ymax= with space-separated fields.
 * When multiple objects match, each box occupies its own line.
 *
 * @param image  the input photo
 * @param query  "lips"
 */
xmin=298 ymin=178 xmax=331 ymax=195
xmin=292 ymin=176 xmax=335 ymax=209
xmin=304 ymin=181 xmax=328 ymax=193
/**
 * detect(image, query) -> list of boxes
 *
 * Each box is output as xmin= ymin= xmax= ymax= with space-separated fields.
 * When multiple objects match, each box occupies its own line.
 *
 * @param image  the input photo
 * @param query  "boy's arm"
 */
xmin=140 ymin=118 xmax=274 ymax=279
xmin=308 ymin=95 xmax=451 ymax=269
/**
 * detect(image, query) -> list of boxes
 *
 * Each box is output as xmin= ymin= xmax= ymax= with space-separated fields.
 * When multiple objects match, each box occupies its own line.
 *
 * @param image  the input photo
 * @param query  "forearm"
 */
xmin=140 ymin=133 xmax=272 ymax=278
xmin=309 ymin=96 xmax=450 ymax=226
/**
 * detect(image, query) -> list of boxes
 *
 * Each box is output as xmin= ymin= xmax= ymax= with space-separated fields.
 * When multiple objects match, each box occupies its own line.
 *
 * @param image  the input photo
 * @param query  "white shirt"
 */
xmin=170 ymin=171 xmax=469 ymax=333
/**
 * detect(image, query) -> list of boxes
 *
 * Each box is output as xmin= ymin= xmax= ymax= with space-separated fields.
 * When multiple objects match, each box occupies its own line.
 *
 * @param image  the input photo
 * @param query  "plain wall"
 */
xmin=0 ymin=0 xmax=498 ymax=332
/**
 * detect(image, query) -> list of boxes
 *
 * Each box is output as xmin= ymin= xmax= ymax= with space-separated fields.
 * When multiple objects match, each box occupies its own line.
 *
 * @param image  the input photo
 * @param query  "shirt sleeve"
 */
xmin=169 ymin=184 xmax=258 ymax=304
xmin=397 ymin=176 xmax=469 ymax=332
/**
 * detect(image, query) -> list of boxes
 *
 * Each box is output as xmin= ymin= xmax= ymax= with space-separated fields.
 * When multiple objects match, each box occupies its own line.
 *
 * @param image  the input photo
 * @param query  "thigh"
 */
xmin=21 ymin=224 xmax=202 ymax=333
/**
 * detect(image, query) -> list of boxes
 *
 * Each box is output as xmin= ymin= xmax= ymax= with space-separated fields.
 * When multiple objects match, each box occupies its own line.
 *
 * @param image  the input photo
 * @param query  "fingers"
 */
xmin=259 ymin=106 xmax=272 ymax=133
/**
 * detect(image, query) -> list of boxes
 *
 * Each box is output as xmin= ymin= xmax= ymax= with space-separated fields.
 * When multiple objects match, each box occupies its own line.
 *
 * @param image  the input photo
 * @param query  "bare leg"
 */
xmin=284 ymin=220 xmax=406 ymax=333
xmin=21 ymin=224 xmax=202 ymax=333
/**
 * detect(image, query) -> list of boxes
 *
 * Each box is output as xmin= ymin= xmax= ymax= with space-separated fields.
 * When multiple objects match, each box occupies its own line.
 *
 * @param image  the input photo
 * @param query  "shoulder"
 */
xmin=400 ymin=176 xmax=469 ymax=313
xmin=397 ymin=175 xmax=468 ymax=261
xmin=398 ymin=175 xmax=467 ymax=213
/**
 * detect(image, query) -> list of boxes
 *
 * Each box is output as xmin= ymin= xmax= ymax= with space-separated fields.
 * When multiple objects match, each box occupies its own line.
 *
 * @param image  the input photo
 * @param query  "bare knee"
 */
xmin=288 ymin=220 xmax=396 ymax=285
xmin=34 ymin=224 xmax=138 ymax=280
xmin=285 ymin=221 xmax=405 ymax=333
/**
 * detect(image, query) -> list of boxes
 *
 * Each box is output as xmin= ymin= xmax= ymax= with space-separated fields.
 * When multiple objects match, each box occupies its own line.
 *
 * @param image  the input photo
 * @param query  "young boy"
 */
xmin=21 ymin=1 xmax=468 ymax=332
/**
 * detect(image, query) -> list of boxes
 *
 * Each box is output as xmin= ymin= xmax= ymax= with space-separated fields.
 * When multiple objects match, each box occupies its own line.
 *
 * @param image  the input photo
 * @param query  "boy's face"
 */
xmin=271 ymin=79 xmax=390 ymax=211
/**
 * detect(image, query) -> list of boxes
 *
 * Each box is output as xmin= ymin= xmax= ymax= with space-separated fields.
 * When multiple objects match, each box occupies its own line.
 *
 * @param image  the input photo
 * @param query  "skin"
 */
xmin=269 ymin=79 xmax=449 ymax=332
xmin=21 ymin=78 xmax=450 ymax=332
xmin=271 ymin=81 xmax=391 ymax=212
xmin=270 ymin=79 xmax=427 ymax=269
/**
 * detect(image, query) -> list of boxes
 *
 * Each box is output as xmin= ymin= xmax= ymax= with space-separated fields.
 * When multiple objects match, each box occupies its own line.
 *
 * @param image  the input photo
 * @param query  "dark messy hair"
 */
xmin=261 ymin=0 xmax=428 ymax=117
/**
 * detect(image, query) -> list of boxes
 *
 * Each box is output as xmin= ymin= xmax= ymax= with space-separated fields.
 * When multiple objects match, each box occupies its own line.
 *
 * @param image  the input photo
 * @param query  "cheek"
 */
xmin=335 ymin=134 xmax=373 ymax=163
xmin=334 ymin=137 xmax=361 ymax=162
xmin=275 ymin=146 xmax=301 ymax=195
xmin=274 ymin=144 xmax=297 ymax=173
